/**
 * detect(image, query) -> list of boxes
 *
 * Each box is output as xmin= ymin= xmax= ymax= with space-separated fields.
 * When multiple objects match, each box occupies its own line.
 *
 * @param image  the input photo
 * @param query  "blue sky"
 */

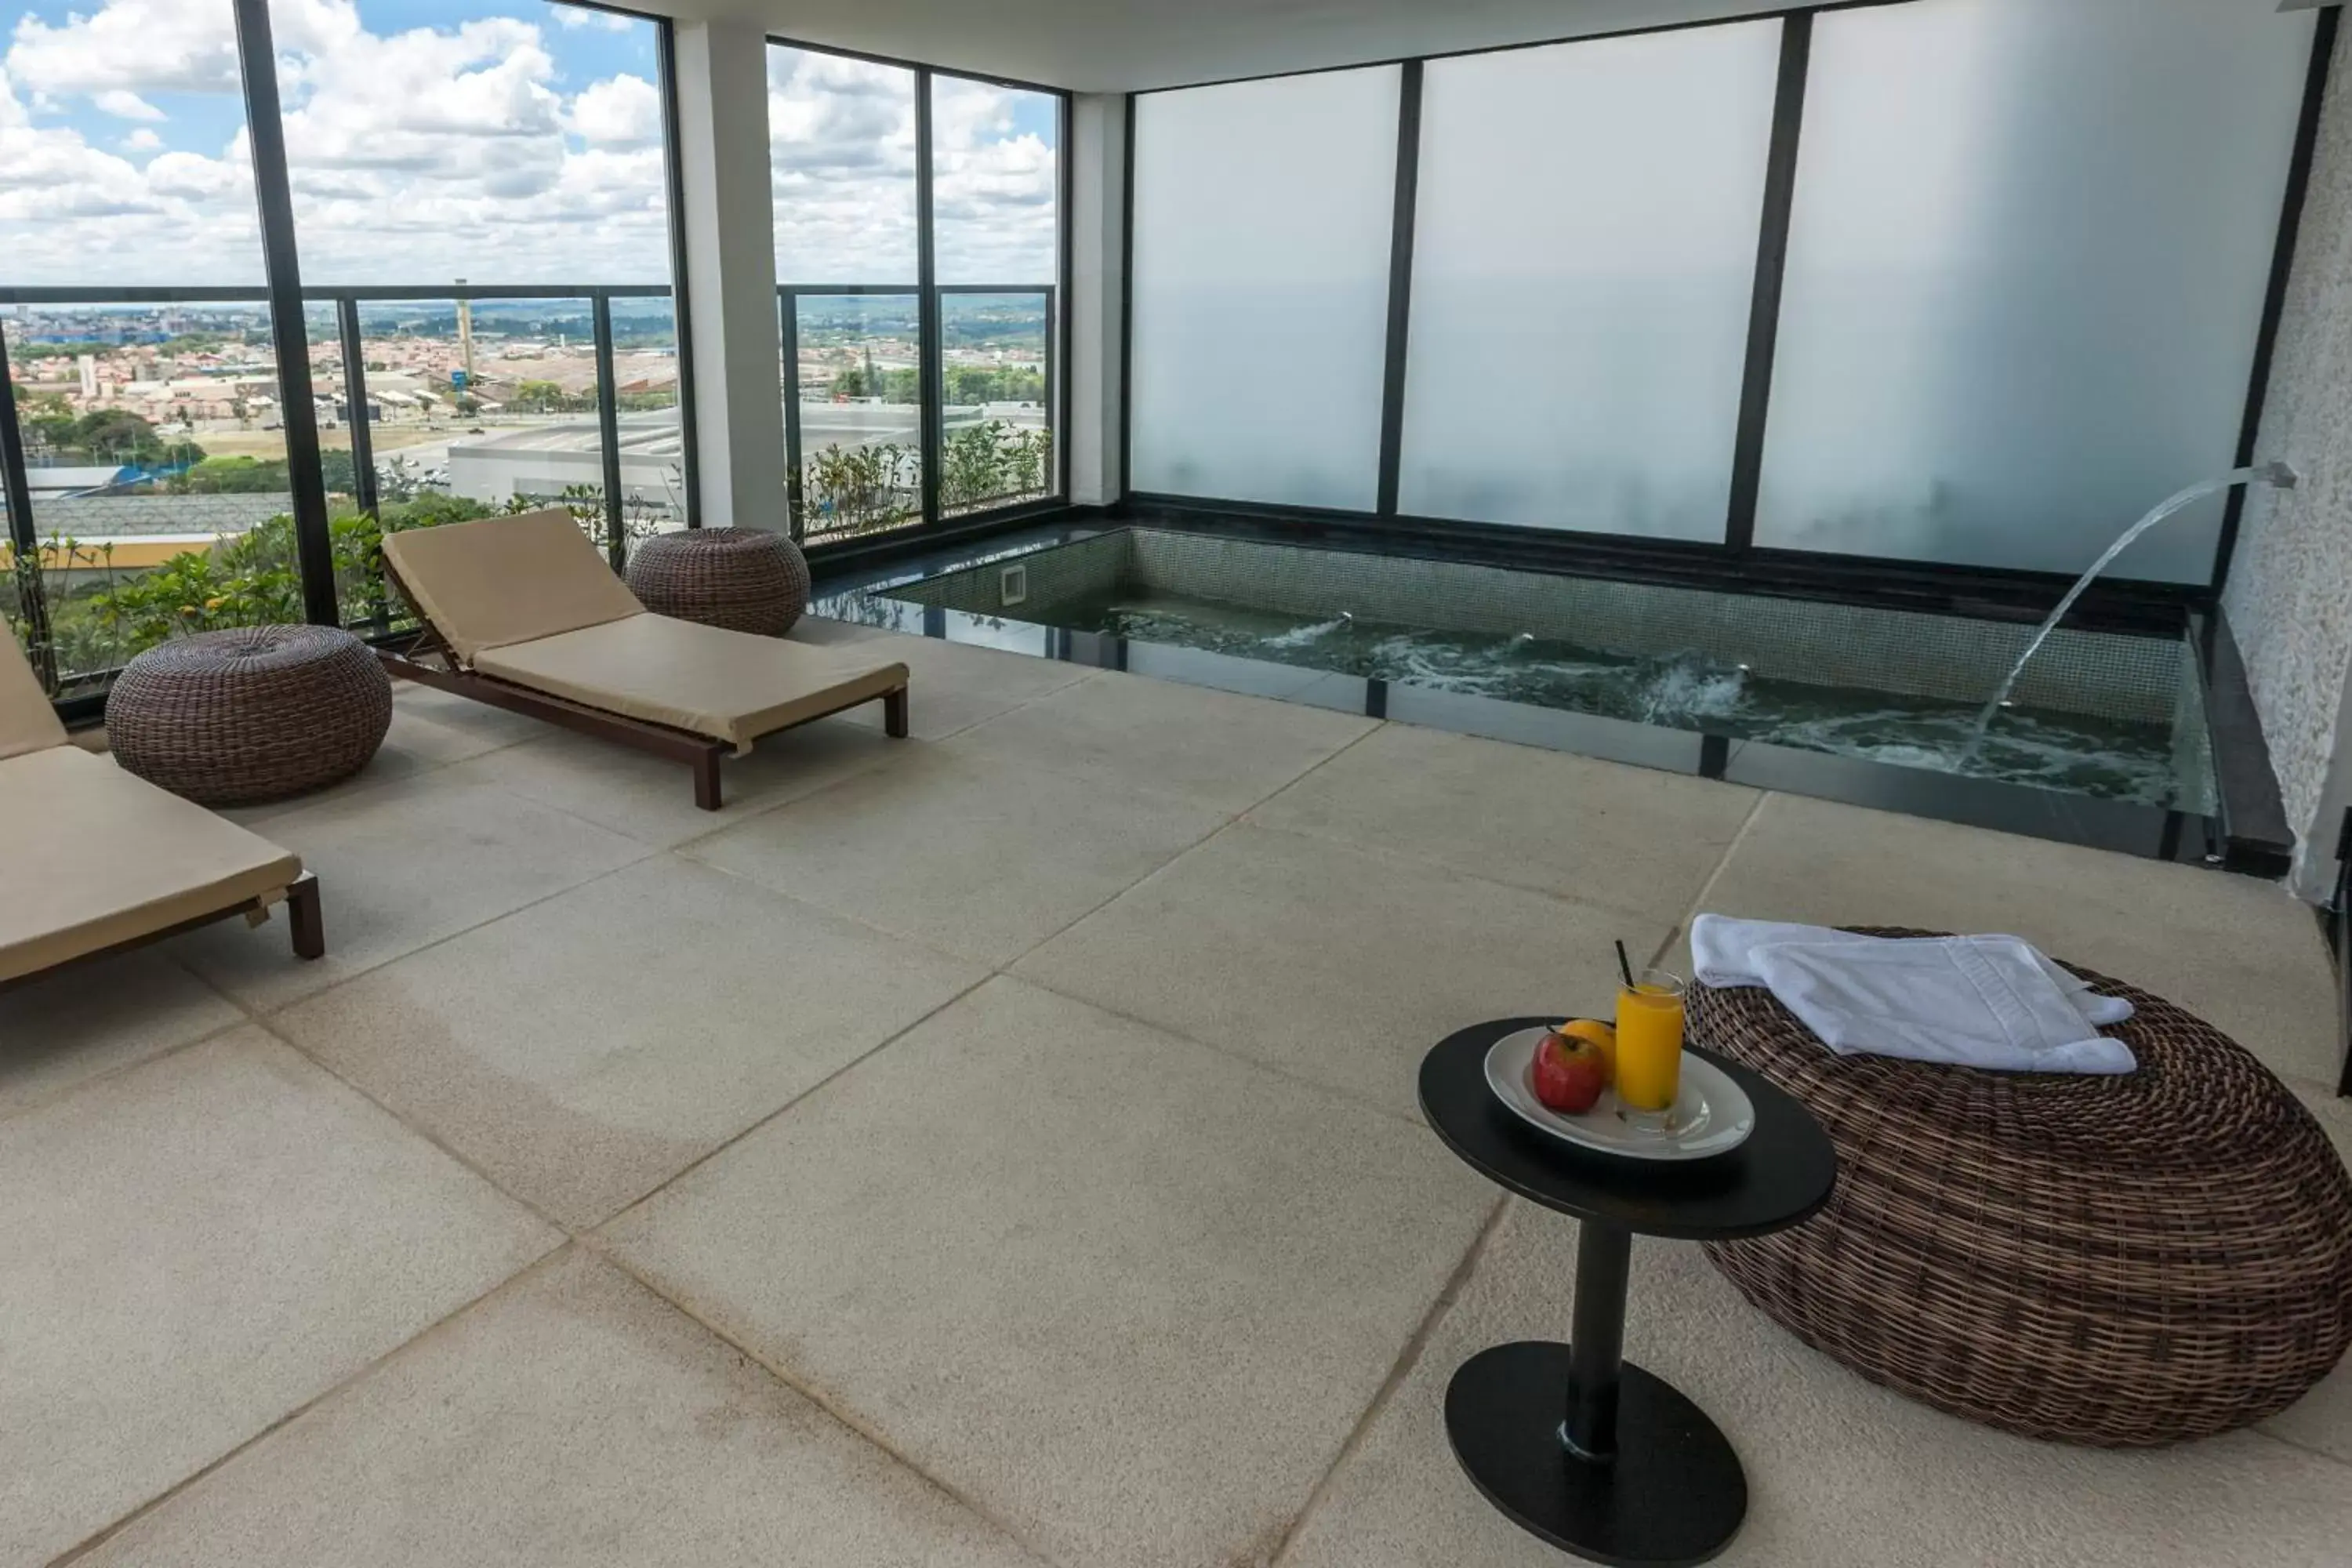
xmin=1 ymin=0 xmax=1055 ymax=289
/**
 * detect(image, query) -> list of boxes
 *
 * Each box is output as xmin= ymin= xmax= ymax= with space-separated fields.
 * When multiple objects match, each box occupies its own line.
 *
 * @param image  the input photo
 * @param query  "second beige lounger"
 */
xmin=378 ymin=510 xmax=909 ymax=808
xmin=0 ymin=634 xmax=322 ymax=989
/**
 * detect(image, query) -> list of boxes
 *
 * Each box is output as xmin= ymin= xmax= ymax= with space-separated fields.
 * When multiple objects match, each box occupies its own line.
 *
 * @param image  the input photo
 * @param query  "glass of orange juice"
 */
xmin=1614 ymin=969 xmax=1687 ymax=1130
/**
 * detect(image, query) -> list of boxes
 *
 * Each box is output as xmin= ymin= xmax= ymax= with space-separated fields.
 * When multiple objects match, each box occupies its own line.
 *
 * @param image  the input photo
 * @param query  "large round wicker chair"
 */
xmin=106 ymin=625 xmax=392 ymax=806
xmin=625 ymin=527 xmax=810 ymax=636
xmin=1690 ymin=931 xmax=2352 ymax=1448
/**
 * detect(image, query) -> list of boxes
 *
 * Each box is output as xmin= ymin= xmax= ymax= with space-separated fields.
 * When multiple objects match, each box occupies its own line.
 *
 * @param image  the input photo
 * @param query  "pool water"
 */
xmin=1078 ymin=591 xmax=2187 ymax=807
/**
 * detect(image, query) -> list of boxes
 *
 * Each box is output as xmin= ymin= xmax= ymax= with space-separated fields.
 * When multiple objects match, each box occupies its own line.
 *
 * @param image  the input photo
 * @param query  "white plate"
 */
xmin=1484 ymin=1027 xmax=1755 ymax=1162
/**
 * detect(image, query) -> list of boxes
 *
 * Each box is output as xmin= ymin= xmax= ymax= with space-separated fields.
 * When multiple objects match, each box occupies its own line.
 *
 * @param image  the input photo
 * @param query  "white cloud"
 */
xmin=551 ymin=3 xmax=635 ymax=33
xmin=0 ymin=4 xmax=1053 ymax=290
xmin=93 ymin=88 xmax=166 ymax=122
xmin=929 ymin=76 xmax=1057 ymax=284
xmin=5 ymin=0 xmax=358 ymax=100
xmin=568 ymin=72 xmax=660 ymax=147
xmin=768 ymin=45 xmax=919 ymax=281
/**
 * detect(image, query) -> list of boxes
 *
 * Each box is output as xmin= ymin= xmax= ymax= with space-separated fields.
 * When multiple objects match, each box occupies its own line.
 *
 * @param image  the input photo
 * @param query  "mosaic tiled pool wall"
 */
xmin=887 ymin=528 xmax=2195 ymax=727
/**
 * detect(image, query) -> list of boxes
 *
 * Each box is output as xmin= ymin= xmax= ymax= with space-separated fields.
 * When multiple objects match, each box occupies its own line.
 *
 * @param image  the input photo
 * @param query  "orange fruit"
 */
xmin=1557 ymin=1018 xmax=1617 ymax=1082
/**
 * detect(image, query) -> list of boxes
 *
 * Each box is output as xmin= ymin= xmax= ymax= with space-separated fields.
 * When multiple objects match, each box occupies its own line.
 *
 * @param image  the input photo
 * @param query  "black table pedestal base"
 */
xmin=1443 ymin=1341 xmax=1748 ymax=1568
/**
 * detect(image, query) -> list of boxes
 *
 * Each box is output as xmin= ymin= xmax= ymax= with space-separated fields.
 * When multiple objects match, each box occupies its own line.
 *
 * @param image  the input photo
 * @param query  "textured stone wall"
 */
xmin=2224 ymin=21 xmax=2352 ymax=899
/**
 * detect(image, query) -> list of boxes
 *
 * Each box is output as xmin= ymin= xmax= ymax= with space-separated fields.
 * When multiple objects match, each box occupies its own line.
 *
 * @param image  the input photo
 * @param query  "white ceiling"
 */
xmin=646 ymin=0 xmax=1800 ymax=93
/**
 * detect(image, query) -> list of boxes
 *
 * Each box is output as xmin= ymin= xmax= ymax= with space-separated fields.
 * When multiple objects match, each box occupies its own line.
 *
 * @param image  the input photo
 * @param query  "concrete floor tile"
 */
xmin=824 ymin=633 xmax=1097 ymax=740
xmin=169 ymin=778 xmax=652 ymax=1011
xmin=952 ymin=670 xmax=1377 ymax=811
xmin=379 ymin=682 xmax=553 ymax=761
xmin=603 ymin=978 xmax=1494 ymax=1568
xmin=274 ymin=857 xmax=988 ymax=1228
xmin=686 ymin=745 xmax=1231 ymax=967
xmin=73 ymin=1250 xmax=1047 ymax=1568
xmin=450 ymin=717 xmax=913 ymax=848
xmin=0 ymin=1028 xmax=556 ymax=1567
xmin=1016 ymin=822 xmax=1668 ymax=1121
xmin=1253 ymin=722 xmax=1758 ymax=923
xmin=1279 ymin=1203 xmax=2352 ymax=1568
xmin=0 ymin=949 xmax=241 ymax=1117
xmin=1700 ymin=793 xmax=2341 ymax=1088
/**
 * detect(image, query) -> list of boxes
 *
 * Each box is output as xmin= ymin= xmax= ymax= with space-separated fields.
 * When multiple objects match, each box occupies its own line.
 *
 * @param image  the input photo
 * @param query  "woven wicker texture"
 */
xmin=1692 ymin=929 xmax=2352 ymax=1448
xmin=625 ymin=528 xmax=810 ymax=637
xmin=106 ymin=625 xmax=392 ymax=806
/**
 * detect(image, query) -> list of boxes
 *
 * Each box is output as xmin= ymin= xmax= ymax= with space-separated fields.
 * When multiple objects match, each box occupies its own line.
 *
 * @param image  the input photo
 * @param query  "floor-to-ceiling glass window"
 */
xmin=267 ymin=0 xmax=684 ymax=622
xmin=0 ymin=0 xmax=691 ymax=696
xmin=1754 ymin=0 xmax=2312 ymax=583
xmin=771 ymin=42 xmax=1066 ymax=543
xmin=1127 ymin=67 xmax=1399 ymax=511
xmin=1398 ymin=23 xmax=1780 ymax=539
xmin=0 ymin=0 xmax=292 ymax=695
xmin=1120 ymin=0 xmax=2317 ymax=597
xmin=771 ymin=45 xmax=924 ymax=543
xmin=932 ymin=72 xmax=1058 ymax=517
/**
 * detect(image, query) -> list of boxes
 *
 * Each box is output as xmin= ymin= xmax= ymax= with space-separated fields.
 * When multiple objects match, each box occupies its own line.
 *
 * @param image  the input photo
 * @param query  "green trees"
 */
xmin=797 ymin=422 xmax=1054 ymax=539
xmin=803 ymin=442 xmax=919 ymax=536
xmin=941 ymin=421 xmax=1052 ymax=514
xmin=825 ymin=365 xmax=1046 ymax=405
xmin=1 ymin=494 xmax=500 ymax=696
xmin=942 ymin=365 xmax=1044 ymax=406
xmin=509 ymin=379 xmax=599 ymax=414
xmin=24 ymin=406 xmax=194 ymax=469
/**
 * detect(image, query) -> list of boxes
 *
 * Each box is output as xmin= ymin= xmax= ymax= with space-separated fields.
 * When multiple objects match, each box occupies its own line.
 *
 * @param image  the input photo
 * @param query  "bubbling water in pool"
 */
xmin=1091 ymin=594 xmax=2185 ymax=806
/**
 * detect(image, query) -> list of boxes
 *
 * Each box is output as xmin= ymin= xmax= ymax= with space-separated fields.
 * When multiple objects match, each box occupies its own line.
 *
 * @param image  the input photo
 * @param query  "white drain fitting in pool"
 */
xmin=1000 ymin=564 xmax=1029 ymax=607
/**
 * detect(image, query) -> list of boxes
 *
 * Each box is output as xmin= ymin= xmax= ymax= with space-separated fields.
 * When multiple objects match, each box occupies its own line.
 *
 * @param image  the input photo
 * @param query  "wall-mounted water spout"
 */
xmin=1960 ymin=463 xmax=2301 ymax=768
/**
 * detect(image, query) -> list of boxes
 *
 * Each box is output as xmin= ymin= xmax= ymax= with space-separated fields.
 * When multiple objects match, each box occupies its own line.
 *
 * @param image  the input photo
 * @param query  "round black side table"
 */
xmin=1420 ymin=1018 xmax=1837 ymax=1568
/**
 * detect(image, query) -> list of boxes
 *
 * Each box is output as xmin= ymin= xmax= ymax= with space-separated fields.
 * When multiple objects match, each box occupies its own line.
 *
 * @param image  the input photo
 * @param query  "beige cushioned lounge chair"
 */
xmin=377 ymin=510 xmax=909 ymax=808
xmin=0 ymin=635 xmax=321 ymax=989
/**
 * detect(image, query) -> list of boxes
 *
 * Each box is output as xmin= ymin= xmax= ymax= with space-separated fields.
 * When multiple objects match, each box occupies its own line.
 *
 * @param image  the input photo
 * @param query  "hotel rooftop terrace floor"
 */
xmin=6 ymin=619 xmax=2351 ymax=1568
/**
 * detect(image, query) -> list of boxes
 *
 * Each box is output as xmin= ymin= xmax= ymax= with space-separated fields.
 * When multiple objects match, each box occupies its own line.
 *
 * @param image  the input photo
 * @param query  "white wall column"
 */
xmin=1069 ymin=93 xmax=1128 ymax=507
xmin=673 ymin=17 xmax=786 ymax=529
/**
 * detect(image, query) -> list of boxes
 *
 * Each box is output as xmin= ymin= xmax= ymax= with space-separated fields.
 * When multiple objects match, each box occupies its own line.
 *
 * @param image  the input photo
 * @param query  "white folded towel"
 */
xmin=1688 ymin=915 xmax=2136 ymax=1075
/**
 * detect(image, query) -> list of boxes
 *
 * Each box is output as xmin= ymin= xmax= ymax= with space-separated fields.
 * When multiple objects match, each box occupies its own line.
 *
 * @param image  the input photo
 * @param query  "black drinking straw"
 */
xmin=1614 ymin=940 xmax=1635 ymax=989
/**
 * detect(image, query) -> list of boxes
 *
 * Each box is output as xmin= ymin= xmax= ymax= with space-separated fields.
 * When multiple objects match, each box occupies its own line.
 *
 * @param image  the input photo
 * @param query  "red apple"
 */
xmin=1534 ymin=1032 xmax=1607 ymax=1115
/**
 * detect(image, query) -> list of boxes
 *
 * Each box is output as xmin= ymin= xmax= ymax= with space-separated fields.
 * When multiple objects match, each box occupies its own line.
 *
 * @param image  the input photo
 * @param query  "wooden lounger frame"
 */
xmin=373 ymin=558 xmax=909 ymax=811
xmin=0 ymin=870 xmax=323 ymax=996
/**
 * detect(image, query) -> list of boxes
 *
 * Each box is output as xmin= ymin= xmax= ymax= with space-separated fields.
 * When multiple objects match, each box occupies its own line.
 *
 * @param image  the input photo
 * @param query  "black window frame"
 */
xmin=1116 ymin=0 xmax=2339 ymax=621
xmin=766 ymin=34 xmax=1074 ymax=551
xmin=0 ymin=0 xmax=702 ymax=720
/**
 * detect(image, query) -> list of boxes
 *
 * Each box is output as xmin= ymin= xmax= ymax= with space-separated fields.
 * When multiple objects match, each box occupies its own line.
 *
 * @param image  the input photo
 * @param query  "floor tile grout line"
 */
xmin=42 ymin=1243 xmax=582 ymax=1568
xmin=216 ymin=844 xmax=661 ymax=1025
xmin=246 ymin=1015 xmax=588 ymax=1240
xmin=1235 ymin=808 xmax=1744 ymax=936
xmin=1006 ymin=968 xmax=1433 ymax=1133
xmin=1649 ymin=789 xmax=1775 ymax=972
xmin=675 ymin=706 xmax=1365 ymax=976
xmin=986 ymin=804 xmax=1729 ymax=1132
xmin=0 ymin=1011 xmax=256 ymax=1128
xmin=1268 ymin=1192 xmax=1516 ymax=1567
xmin=2245 ymin=1423 xmax=2352 ymax=1472
xmin=584 ymin=1242 xmax=1071 ymax=1568
xmin=673 ymin=848 xmax=1018 ymax=971
xmin=588 ymin=968 xmax=1001 ymax=1228
xmin=657 ymin=657 xmax=1108 ymax=857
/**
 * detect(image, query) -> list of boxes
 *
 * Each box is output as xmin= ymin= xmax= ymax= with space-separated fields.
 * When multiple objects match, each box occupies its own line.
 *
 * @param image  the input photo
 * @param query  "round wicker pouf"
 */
xmin=106 ymin=625 xmax=392 ymax=806
xmin=625 ymin=527 xmax=810 ymax=636
xmin=1690 ymin=930 xmax=2352 ymax=1448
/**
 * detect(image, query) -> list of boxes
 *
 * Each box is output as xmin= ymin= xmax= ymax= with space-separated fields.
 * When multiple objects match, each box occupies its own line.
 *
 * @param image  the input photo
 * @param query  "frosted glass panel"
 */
xmin=1129 ymin=68 xmax=1399 ymax=509
xmin=1400 ymin=23 xmax=1780 ymax=539
xmin=1755 ymin=0 xmax=2311 ymax=583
